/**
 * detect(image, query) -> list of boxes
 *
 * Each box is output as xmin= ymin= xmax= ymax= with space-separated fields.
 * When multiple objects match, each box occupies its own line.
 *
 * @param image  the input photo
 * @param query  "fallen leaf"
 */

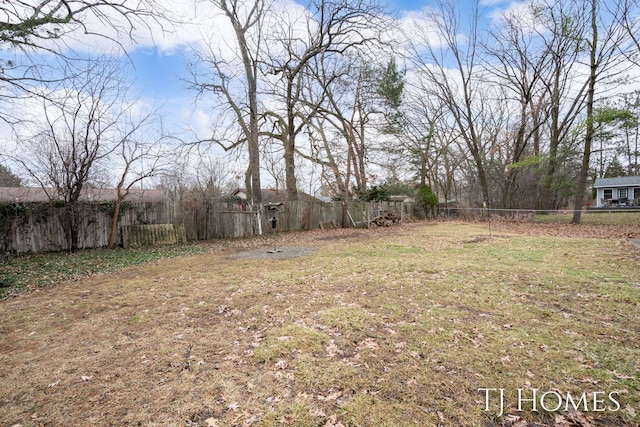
xmin=554 ymin=414 xmax=572 ymax=427
xmin=243 ymin=414 xmax=258 ymax=426
xmin=625 ymin=406 xmax=636 ymax=417
xmin=324 ymin=414 xmax=345 ymax=427
xmin=612 ymin=371 xmax=635 ymax=380
xmin=325 ymin=340 xmax=341 ymax=358
xmin=318 ymin=391 xmax=342 ymax=401
xmin=356 ymin=338 xmax=379 ymax=351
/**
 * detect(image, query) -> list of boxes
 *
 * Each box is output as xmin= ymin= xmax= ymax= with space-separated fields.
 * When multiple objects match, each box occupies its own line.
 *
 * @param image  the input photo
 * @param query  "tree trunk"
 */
xmin=572 ymin=0 xmax=598 ymax=224
xmin=285 ymin=80 xmax=299 ymax=201
xmin=108 ymin=198 xmax=123 ymax=248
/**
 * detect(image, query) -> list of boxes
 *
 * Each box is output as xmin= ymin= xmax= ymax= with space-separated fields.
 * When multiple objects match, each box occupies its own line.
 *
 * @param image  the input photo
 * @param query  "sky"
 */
xmin=121 ymin=0 xmax=513 ymax=138
xmin=1 ymin=0 xmax=518 ymax=189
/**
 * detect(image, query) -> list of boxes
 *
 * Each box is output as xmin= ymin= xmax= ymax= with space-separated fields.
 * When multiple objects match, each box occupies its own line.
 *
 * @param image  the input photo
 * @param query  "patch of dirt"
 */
xmin=204 ymin=223 xmax=414 ymax=256
xmin=232 ymin=245 xmax=317 ymax=260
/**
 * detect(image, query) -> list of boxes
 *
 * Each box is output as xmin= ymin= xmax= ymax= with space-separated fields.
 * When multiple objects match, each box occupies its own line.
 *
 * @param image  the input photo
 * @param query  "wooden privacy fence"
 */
xmin=178 ymin=199 xmax=415 ymax=240
xmin=0 ymin=198 xmax=414 ymax=253
xmin=0 ymin=201 xmax=175 ymax=253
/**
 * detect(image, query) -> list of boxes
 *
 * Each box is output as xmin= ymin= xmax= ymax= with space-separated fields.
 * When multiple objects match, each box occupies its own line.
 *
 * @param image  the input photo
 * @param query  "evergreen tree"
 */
xmin=0 ymin=164 xmax=21 ymax=187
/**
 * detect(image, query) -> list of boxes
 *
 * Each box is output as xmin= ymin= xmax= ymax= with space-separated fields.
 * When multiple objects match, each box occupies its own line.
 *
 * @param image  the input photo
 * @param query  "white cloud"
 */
xmin=485 ymin=1 xmax=537 ymax=29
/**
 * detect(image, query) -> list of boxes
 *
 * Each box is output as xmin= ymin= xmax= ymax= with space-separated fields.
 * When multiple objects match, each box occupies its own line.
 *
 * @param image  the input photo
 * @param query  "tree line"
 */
xmin=187 ymin=0 xmax=640 ymax=225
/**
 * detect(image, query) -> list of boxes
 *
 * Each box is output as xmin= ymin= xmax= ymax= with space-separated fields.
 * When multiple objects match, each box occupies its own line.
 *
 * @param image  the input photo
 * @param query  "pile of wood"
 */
xmin=371 ymin=211 xmax=401 ymax=227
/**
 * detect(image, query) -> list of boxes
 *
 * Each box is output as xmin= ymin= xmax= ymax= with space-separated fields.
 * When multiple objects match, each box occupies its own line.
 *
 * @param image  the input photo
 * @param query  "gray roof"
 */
xmin=593 ymin=176 xmax=640 ymax=188
xmin=0 ymin=187 xmax=169 ymax=203
xmin=232 ymin=188 xmax=325 ymax=204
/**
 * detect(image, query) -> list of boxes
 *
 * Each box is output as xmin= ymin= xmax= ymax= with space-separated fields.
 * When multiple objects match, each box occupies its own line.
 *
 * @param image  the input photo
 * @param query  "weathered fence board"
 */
xmin=121 ymin=224 xmax=186 ymax=248
xmin=1 ymin=201 xmax=175 ymax=253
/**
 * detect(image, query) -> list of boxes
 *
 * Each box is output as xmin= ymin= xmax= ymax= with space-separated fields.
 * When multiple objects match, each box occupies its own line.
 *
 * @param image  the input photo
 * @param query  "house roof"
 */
xmin=231 ymin=188 xmax=325 ymax=204
xmin=0 ymin=187 xmax=169 ymax=203
xmin=593 ymin=176 xmax=640 ymax=188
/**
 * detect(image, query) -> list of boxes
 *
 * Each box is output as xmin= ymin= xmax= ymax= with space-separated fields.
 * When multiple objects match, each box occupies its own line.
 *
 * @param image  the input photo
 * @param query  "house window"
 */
xmin=603 ymin=189 xmax=612 ymax=200
xmin=619 ymin=188 xmax=628 ymax=199
xmin=635 ymin=188 xmax=640 ymax=200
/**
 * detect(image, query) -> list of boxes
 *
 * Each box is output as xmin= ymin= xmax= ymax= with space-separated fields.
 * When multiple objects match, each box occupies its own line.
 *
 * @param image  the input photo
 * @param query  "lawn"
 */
xmin=0 ymin=244 xmax=206 ymax=299
xmin=0 ymin=222 xmax=639 ymax=427
xmin=530 ymin=210 xmax=640 ymax=225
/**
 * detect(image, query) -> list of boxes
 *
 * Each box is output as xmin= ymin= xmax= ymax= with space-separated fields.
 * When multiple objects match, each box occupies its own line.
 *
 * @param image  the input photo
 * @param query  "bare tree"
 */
xmin=571 ymin=0 xmax=635 ymax=223
xmin=399 ymin=91 xmax=464 ymax=202
xmin=408 ymin=0 xmax=493 ymax=207
xmin=262 ymin=0 xmax=387 ymax=201
xmin=187 ymin=0 xmax=268 ymax=208
xmin=107 ymin=112 xmax=175 ymax=248
xmin=615 ymin=0 xmax=640 ymax=67
xmin=293 ymin=52 xmax=395 ymax=225
xmin=530 ymin=0 xmax=591 ymax=210
xmin=0 ymin=0 xmax=167 ymax=125
xmin=11 ymin=59 xmax=137 ymax=251
xmin=483 ymin=6 xmax=552 ymax=209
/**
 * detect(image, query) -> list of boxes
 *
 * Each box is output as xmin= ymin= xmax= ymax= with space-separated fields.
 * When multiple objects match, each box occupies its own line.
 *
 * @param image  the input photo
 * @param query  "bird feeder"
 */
xmin=264 ymin=203 xmax=284 ymax=253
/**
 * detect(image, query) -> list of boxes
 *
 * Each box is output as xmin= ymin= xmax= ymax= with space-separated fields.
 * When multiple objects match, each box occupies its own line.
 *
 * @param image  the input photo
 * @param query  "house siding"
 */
xmin=594 ymin=179 xmax=640 ymax=207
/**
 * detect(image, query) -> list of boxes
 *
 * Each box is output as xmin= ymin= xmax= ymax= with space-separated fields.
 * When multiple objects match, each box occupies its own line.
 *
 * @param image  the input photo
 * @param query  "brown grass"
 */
xmin=1 ymin=221 xmax=639 ymax=427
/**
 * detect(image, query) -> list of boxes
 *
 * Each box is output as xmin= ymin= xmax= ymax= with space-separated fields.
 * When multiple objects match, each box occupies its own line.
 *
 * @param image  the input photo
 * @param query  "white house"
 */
xmin=593 ymin=176 xmax=640 ymax=207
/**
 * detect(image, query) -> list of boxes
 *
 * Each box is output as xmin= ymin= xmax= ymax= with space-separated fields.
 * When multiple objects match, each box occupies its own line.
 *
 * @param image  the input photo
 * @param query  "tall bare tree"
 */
xmin=107 ymin=112 xmax=174 ymax=247
xmin=571 ymin=0 xmax=635 ymax=223
xmin=531 ymin=0 xmax=591 ymax=210
xmin=408 ymin=0 xmax=492 ymax=207
xmin=188 ymin=0 xmax=268 ymax=208
xmin=262 ymin=0 xmax=387 ymax=201
xmin=483 ymin=6 xmax=552 ymax=209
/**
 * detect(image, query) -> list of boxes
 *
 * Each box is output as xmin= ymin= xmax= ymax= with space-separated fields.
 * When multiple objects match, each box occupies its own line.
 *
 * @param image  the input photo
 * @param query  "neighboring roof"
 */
xmin=232 ymin=188 xmax=325 ymax=204
xmin=0 ymin=187 xmax=169 ymax=203
xmin=593 ymin=176 xmax=640 ymax=188
xmin=389 ymin=194 xmax=413 ymax=203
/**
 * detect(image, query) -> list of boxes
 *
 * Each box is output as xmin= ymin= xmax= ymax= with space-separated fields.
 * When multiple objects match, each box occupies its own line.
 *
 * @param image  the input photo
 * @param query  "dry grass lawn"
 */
xmin=1 ymin=222 xmax=639 ymax=427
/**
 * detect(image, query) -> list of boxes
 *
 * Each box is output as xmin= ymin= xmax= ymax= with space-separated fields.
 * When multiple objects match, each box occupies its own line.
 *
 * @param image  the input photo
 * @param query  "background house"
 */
xmin=593 ymin=176 xmax=640 ymax=207
xmin=230 ymin=188 xmax=326 ymax=204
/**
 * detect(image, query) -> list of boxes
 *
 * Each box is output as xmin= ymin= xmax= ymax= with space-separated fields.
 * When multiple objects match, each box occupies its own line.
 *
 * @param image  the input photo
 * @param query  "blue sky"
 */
xmin=123 ymin=0 xmax=508 ymax=100
xmin=121 ymin=0 xmax=509 ymax=138
xmin=129 ymin=49 xmax=190 ymax=100
xmin=2 ymin=0 xmax=513 ymax=186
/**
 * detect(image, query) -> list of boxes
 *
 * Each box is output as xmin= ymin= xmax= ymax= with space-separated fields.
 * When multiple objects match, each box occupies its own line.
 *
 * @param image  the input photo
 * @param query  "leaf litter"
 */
xmin=0 ymin=222 xmax=638 ymax=426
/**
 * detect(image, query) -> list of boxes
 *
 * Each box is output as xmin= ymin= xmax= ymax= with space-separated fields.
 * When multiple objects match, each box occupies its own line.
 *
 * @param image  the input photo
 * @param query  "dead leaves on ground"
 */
xmin=495 ymin=409 xmax=622 ymax=427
